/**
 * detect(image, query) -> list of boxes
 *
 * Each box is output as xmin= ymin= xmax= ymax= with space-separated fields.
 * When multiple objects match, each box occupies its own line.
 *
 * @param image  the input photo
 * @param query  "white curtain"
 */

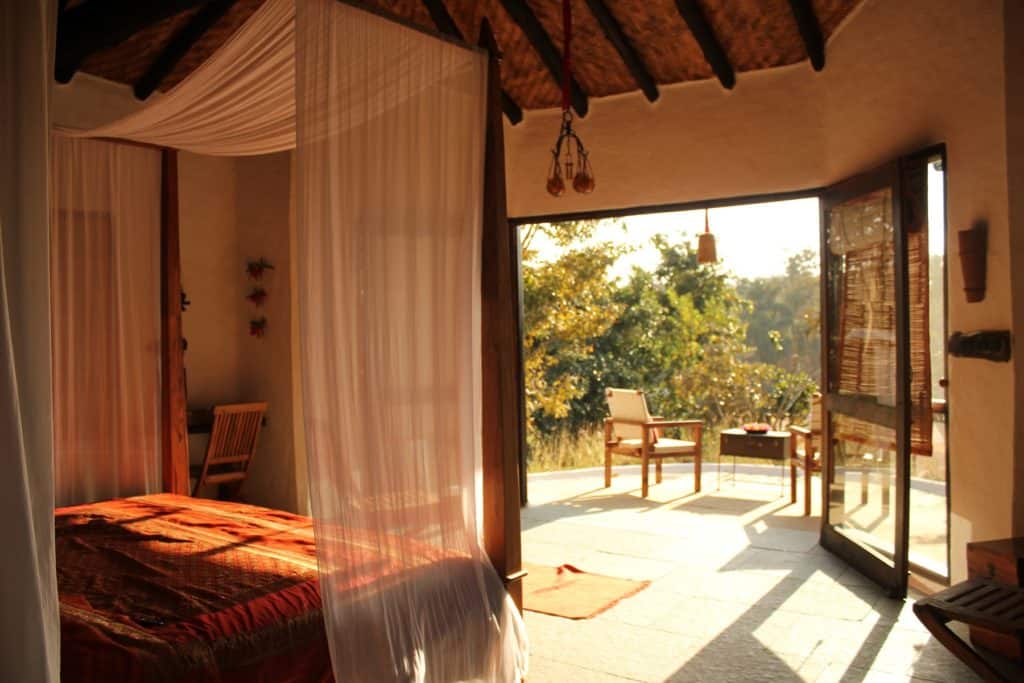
xmin=50 ymin=135 xmax=163 ymax=506
xmin=0 ymin=0 xmax=60 ymax=680
xmin=67 ymin=0 xmax=294 ymax=155
xmin=296 ymin=1 xmax=526 ymax=681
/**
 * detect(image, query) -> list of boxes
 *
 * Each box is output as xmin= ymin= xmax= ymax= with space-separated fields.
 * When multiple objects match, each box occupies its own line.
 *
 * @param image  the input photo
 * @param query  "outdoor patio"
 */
xmin=522 ymin=464 xmax=975 ymax=682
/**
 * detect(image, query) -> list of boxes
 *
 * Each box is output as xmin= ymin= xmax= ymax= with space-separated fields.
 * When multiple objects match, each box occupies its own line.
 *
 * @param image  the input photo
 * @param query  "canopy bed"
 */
xmin=7 ymin=0 xmax=529 ymax=680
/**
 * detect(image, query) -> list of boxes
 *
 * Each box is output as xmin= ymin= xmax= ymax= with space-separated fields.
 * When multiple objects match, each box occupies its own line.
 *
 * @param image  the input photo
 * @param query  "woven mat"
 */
xmin=522 ymin=563 xmax=650 ymax=620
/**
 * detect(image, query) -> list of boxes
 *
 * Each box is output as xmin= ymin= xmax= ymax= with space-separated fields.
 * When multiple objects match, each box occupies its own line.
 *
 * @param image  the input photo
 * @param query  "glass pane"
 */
xmin=825 ymin=185 xmax=900 ymax=571
xmin=826 ymin=188 xmax=896 ymax=406
xmin=828 ymin=416 xmax=898 ymax=566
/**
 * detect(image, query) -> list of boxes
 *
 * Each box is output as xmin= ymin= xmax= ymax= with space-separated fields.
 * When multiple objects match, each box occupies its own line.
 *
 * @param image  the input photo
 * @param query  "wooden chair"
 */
xmin=913 ymin=578 xmax=1024 ymax=682
xmin=190 ymin=402 xmax=267 ymax=499
xmin=789 ymin=392 xmax=823 ymax=516
xmin=603 ymin=388 xmax=703 ymax=498
xmin=790 ymin=392 xmax=899 ymax=517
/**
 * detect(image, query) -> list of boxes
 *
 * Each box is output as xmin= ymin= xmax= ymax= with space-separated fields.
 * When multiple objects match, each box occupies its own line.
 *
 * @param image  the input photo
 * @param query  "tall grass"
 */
xmin=527 ymin=426 xmax=731 ymax=473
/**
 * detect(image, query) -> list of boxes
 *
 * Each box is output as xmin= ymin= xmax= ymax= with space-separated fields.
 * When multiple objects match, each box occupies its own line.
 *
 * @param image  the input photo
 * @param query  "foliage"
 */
xmin=521 ymin=220 xmax=625 ymax=430
xmin=736 ymin=249 xmax=821 ymax=382
xmin=521 ymin=220 xmax=820 ymax=469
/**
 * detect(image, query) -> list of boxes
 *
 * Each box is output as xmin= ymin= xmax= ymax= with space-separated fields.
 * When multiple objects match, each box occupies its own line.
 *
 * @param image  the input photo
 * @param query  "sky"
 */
xmin=527 ymin=197 xmax=821 ymax=281
xmin=526 ymin=163 xmax=946 ymax=282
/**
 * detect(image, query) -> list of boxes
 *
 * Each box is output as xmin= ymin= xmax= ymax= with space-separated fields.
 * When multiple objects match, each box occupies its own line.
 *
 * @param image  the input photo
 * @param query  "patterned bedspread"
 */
xmin=57 ymin=494 xmax=331 ymax=683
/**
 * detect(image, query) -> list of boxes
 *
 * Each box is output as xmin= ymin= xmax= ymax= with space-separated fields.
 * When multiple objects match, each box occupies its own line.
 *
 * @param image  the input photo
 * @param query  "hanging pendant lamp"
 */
xmin=546 ymin=0 xmax=594 ymax=197
xmin=697 ymin=208 xmax=717 ymax=265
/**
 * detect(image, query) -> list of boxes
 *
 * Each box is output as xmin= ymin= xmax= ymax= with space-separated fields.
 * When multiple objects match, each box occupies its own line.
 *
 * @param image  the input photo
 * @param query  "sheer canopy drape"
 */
xmin=296 ymin=1 xmax=526 ymax=680
xmin=0 ymin=0 xmax=59 ymax=679
xmin=67 ymin=0 xmax=295 ymax=155
xmin=50 ymin=135 xmax=163 ymax=506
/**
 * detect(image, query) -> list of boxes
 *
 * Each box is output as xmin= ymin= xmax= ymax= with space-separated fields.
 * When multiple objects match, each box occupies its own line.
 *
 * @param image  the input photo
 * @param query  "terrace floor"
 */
xmin=521 ymin=464 xmax=977 ymax=682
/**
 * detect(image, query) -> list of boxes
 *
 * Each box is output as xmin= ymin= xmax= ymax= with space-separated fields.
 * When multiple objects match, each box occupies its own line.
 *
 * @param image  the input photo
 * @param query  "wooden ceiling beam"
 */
xmin=56 ymin=0 xmax=208 ymax=84
xmin=421 ymin=0 xmax=523 ymax=124
xmin=673 ymin=0 xmax=735 ymax=90
xmin=497 ymin=0 xmax=589 ymax=117
xmin=787 ymin=0 xmax=825 ymax=71
xmin=133 ymin=0 xmax=237 ymax=100
xmin=585 ymin=0 xmax=658 ymax=102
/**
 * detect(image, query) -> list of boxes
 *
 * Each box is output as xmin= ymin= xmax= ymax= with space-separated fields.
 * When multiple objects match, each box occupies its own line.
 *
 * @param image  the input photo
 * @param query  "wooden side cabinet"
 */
xmin=966 ymin=537 xmax=1024 ymax=660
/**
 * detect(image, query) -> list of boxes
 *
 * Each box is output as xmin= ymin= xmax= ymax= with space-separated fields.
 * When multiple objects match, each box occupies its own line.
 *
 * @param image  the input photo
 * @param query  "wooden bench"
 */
xmin=913 ymin=578 xmax=1024 ymax=682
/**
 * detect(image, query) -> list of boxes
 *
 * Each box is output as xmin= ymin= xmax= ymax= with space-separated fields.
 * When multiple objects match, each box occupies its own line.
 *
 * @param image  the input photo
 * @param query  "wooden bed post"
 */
xmin=161 ymin=149 xmax=189 ymax=495
xmin=479 ymin=20 xmax=526 ymax=612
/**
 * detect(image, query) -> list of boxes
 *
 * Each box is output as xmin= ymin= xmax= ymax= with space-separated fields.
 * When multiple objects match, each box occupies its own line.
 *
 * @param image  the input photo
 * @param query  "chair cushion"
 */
xmin=606 ymin=388 xmax=651 ymax=441
xmin=618 ymin=437 xmax=697 ymax=455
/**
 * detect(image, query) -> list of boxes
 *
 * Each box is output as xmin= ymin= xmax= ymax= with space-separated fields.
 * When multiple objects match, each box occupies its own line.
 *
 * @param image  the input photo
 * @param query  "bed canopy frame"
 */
xmin=123 ymin=2 xmax=527 ymax=610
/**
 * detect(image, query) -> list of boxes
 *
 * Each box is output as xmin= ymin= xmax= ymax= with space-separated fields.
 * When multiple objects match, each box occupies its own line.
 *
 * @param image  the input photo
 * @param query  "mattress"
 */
xmin=57 ymin=494 xmax=329 ymax=683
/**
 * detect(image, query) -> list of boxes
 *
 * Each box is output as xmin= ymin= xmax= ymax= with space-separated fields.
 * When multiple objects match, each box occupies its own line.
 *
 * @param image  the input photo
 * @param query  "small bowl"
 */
xmin=742 ymin=423 xmax=771 ymax=434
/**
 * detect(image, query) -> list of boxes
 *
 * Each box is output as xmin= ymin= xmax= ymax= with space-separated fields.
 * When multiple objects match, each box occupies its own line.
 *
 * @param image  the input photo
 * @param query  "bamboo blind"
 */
xmin=828 ymin=189 xmax=932 ymax=456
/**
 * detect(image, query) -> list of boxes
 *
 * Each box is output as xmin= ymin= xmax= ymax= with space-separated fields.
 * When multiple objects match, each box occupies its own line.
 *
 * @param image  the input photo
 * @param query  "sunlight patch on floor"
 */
xmin=522 ymin=467 xmax=971 ymax=682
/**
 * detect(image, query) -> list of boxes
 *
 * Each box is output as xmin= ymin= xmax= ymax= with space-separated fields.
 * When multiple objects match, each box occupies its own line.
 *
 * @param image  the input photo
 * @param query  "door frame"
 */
xmin=818 ymin=144 xmax=950 ymax=597
xmin=818 ymin=159 xmax=911 ymax=598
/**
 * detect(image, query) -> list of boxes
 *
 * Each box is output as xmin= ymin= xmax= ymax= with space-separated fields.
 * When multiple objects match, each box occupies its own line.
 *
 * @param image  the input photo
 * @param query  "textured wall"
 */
xmin=233 ymin=152 xmax=301 ymax=513
xmin=179 ymin=153 xmax=245 ymax=414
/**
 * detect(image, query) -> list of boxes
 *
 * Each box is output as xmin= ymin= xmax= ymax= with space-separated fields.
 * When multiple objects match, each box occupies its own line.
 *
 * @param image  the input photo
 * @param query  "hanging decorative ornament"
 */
xmin=546 ymin=0 xmax=594 ymax=197
xmin=697 ymin=207 xmax=718 ymax=265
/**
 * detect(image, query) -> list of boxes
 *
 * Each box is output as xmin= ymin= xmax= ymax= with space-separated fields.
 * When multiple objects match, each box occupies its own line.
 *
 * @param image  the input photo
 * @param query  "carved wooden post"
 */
xmin=479 ymin=20 xmax=526 ymax=611
xmin=161 ymin=149 xmax=189 ymax=495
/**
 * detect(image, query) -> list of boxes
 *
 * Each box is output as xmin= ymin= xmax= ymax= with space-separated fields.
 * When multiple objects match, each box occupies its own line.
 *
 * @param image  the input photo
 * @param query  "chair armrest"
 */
xmin=789 ymin=425 xmax=818 ymax=460
xmin=646 ymin=420 xmax=703 ymax=445
xmin=648 ymin=419 xmax=703 ymax=429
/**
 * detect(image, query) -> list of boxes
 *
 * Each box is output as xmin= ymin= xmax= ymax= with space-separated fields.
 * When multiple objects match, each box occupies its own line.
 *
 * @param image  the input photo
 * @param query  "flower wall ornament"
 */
xmin=249 ymin=317 xmax=267 ymax=338
xmin=545 ymin=0 xmax=595 ymax=198
xmin=246 ymin=287 xmax=268 ymax=307
xmin=246 ymin=257 xmax=274 ymax=339
xmin=246 ymin=257 xmax=274 ymax=280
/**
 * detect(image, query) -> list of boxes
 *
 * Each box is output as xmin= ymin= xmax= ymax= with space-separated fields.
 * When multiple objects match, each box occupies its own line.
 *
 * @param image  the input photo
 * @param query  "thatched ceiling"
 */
xmin=57 ymin=0 xmax=863 ymax=123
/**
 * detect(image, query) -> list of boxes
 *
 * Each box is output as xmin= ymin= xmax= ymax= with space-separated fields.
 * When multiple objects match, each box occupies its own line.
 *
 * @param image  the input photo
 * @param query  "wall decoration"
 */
xmin=246 ymin=257 xmax=275 ymax=280
xmin=949 ymin=330 xmax=1010 ymax=362
xmin=249 ymin=317 xmax=268 ymax=338
xmin=958 ymin=223 xmax=987 ymax=303
xmin=246 ymin=287 xmax=268 ymax=307
xmin=246 ymin=257 xmax=274 ymax=339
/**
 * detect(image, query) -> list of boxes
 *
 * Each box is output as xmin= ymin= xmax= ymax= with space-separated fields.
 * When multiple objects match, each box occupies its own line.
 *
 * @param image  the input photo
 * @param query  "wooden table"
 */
xmin=718 ymin=428 xmax=791 ymax=493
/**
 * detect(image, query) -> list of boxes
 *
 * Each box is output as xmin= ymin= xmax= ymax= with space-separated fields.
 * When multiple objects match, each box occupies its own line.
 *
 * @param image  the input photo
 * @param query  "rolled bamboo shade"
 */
xmin=829 ymin=189 xmax=932 ymax=456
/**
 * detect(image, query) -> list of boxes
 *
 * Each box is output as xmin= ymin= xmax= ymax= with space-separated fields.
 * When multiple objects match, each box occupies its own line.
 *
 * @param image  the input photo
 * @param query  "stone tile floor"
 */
xmin=522 ymin=465 xmax=978 ymax=682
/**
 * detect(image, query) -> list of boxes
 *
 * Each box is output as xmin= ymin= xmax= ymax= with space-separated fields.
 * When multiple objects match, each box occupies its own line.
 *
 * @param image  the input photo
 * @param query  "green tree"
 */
xmin=521 ymin=221 xmax=819 ymax=469
xmin=737 ymin=250 xmax=820 ymax=381
xmin=520 ymin=220 xmax=625 ymax=434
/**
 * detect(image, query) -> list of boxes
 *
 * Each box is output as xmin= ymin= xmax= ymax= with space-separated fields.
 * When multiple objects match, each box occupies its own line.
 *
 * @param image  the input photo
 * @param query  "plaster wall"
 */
xmin=505 ymin=62 xmax=827 ymax=219
xmin=233 ymin=152 xmax=302 ymax=514
xmin=506 ymin=0 xmax=1016 ymax=580
xmin=51 ymin=72 xmax=148 ymax=131
xmin=179 ymin=152 xmax=245 ymax=414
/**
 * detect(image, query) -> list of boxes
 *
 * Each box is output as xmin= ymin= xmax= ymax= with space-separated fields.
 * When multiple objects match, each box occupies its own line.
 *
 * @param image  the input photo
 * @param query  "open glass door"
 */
xmin=820 ymin=161 xmax=913 ymax=598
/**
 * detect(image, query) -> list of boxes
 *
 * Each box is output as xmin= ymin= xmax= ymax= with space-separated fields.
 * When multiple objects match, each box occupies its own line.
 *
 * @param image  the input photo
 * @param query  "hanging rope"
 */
xmin=546 ymin=0 xmax=594 ymax=196
xmin=562 ymin=0 xmax=572 ymax=113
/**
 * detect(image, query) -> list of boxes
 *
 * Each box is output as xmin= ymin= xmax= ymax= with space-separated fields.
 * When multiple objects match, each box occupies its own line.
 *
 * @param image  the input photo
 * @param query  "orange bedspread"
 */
xmin=57 ymin=494 xmax=330 ymax=683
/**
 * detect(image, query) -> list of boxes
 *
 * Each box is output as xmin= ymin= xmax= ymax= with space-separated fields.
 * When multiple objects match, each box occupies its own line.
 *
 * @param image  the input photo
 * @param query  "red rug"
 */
xmin=522 ymin=563 xmax=650 ymax=620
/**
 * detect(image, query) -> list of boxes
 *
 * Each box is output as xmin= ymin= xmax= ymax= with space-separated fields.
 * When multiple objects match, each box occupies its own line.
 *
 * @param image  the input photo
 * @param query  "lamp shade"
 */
xmin=697 ymin=208 xmax=717 ymax=264
xmin=697 ymin=231 xmax=717 ymax=264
